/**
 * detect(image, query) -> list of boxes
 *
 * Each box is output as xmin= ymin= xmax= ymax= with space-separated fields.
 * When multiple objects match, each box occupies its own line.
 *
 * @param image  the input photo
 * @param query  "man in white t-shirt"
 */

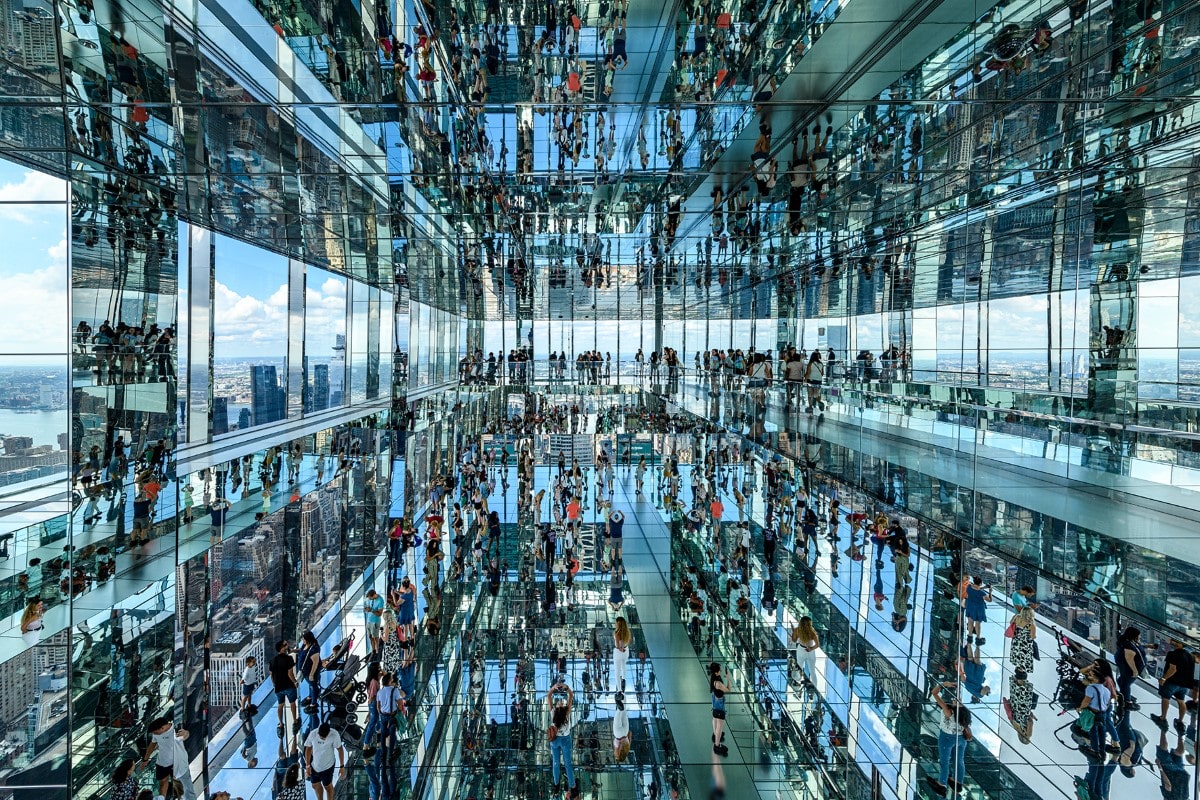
xmin=139 ymin=716 xmax=196 ymax=800
xmin=304 ymin=722 xmax=346 ymax=800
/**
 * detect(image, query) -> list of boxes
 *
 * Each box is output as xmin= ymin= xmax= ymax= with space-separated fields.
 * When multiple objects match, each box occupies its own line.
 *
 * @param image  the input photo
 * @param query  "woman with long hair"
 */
xmin=277 ymin=762 xmax=305 ymax=800
xmin=109 ymin=758 xmax=139 ymax=800
xmin=380 ymin=608 xmax=401 ymax=674
xmin=546 ymin=681 xmax=577 ymax=793
xmin=612 ymin=616 xmax=632 ymax=692
xmin=20 ymin=598 xmax=44 ymax=635
xmin=1009 ymin=606 xmax=1036 ymax=675
xmin=804 ymin=350 xmax=824 ymax=413
xmin=709 ymin=662 xmax=730 ymax=755
xmin=790 ymin=616 xmax=820 ymax=680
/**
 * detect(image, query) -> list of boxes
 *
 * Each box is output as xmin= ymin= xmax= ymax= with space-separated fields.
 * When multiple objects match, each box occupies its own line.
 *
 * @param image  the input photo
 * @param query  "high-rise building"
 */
xmin=212 ymin=397 xmax=230 ymax=435
xmin=328 ymin=336 xmax=345 ymax=407
xmin=313 ymin=363 xmax=330 ymax=412
xmin=250 ymin=366 xmax=285 ymax=427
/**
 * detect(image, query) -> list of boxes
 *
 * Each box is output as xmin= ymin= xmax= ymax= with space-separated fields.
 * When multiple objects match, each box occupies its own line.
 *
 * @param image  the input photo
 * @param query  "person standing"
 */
xmin=303 ymin=721 xmax=346 ymax=800
xmin=239 ymin=655 xmax=259 ymax=716
xmin=612 ymin=691 xmax=631 ymax=762
xmin=396 ymin=576 xmax=418 ymax=639
xmin=1116 ymin=626 xmax=1148 ymax=710
xmin=790 ymin=616 xmax=820 ymax=681
xmin=1009 ymin=606 xmax=1036 ymax=676
xmin=710 ymin=662 xmax=730 ymax=756
xmin=1152 ymin=638 xmax=1194 ymax=733
xmin=612 ymin=616 xmax=632 ymax=692
xmin=804 ymin=351 xmax=824 ymax=413
xmin=1078 ymin=669 xmax=1114 ymax=757
xmin=269 ymin=639 xmax=299 ymax=733
xmin=363 ymin=588 xmax=384 ymax=655
xmin=962 ymin=576 xmax=991 ymax=646
xmin=607 ymin=510 xmax=625 ymax=565
xmin=296 ymin=630 xmax=322 ymax=707
xmin=709 ymin=496 xmax=724 ymax=533
xmin=546 ymin=681 xmax=577 ymax=794
xmin=375 ymin=671 xmax=403 ymax=750
xmin=927 ymin=681 xmax=973 ymax=796
xmin=139 ymin=717 xmax=195 ymax=800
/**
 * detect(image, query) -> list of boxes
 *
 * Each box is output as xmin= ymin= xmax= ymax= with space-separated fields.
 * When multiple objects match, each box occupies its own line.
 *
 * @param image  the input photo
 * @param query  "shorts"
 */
xmin=1160 ymin=682 xmax=1190 ymax=701
xmin=309 ymin=766 xmax=334 ymax=786
xmin=365 ymin=620 xmax=381 ymax=640
xmin=242 ymin=683 xmax=255 ymax=698
xmin=155 ymin=763 xmax=173 ymax=781
xmin=712 ymin=708 xmax=726 ymax=720
xmin=275 ymin=686 xmax=297 ymax=703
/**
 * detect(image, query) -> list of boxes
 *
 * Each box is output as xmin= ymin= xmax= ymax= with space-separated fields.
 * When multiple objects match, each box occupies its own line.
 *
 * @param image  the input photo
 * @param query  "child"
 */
xmin=240 ymin=655 xmax=258 ymax=716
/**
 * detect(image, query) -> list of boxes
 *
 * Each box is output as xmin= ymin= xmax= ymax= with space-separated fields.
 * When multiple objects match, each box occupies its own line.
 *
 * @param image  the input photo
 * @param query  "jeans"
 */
xmin=379 ymin=713 xmax=398 ymax=748
xmin=1090 ymin=706 xmax=1114 ymax=753
xmin=1117 ymin=672 xmax=1135 ymax=704
xmin=937 ymin=729 xmax=966 ymax=785
xmin=363 ymin=704 xmax=380 ymax=746
xmin=1086 ymin=757 xmax=1116 ymax=799
xmin=550 ymin=733 xmax=575 ymax=788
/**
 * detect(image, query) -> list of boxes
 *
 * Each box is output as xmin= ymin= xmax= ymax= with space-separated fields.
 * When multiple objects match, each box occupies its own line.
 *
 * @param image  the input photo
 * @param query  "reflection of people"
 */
xmin=19 ymin=598 xmax=44 ymax=635
xmin=303 ymin=722 xmax=346 ymax=800
xmin=613 ymin=691 xmax=631 ymax=762
xmin=1153 ymin=638 xmax=1194 ymax=733
xmin=363 ymin=588 xmax=384 ymax=654
xmin=927 ymin=682 xmax=972 ymax=796
xmin=710 ymin=663 xmax=729 ymax=756
xmin=962 ymin=576 xmax=991 ymax=645
xmin=1003 ymin=672 xmax=1036 ymax=744
xmin=612 ymin=616 xmax=631 ymax=692
xmin=270 ymin=639 xmax=299 ymax=731
xmin=139 ymin=717 xmax=195 ymax=800
xmin=958 ymin=641 xmax=991 ymax=703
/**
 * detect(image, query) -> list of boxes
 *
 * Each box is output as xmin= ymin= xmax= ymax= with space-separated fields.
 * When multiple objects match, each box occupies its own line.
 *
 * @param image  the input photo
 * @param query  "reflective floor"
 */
xmin=201 ymin=378 xmax=1196 ymax=800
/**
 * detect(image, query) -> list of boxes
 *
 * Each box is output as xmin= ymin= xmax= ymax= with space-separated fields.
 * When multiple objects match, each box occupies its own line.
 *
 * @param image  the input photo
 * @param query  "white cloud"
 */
xmin=0 ymin=263 xmax=68 ymax=354
xmin=212 ymin=279 xmax=289 ymax=356
xmin=0 ymin=170 xmax=67 ymax=222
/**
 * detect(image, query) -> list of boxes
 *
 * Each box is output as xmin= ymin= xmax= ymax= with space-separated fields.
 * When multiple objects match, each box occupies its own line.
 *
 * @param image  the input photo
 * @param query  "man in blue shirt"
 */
xmin=363 ymin=588 xmax=384 ymax=655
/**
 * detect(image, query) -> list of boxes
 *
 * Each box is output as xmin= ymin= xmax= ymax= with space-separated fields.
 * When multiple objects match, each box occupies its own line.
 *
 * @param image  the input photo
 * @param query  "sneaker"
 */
xmin=975 ymin=637 xmax=986 ymax=647
xmin=1152 ymin=713 xmax=1169 ymax=729
xmin=1175 ymin=718 xmax=1187 ymax=734
xmin=925 ymin=777 xmax=948 ymax=797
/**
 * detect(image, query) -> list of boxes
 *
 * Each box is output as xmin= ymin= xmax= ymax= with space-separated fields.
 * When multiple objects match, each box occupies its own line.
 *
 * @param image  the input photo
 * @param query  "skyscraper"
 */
xmin=328 ymin=335 xmax=345 ymax=407
xmin=250 ymin=365 xmax=285 ymax=426
xmin=212 ymin=397 xmax=229 ymax=435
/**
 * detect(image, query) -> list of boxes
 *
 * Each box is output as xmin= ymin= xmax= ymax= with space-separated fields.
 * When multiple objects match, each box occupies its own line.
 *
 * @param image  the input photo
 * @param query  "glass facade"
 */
xmin=0 ymin=0 xmax=1199 ymax=798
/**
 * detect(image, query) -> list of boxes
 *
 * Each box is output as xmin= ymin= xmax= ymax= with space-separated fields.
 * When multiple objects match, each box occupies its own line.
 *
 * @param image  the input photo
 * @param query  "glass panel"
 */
xmin=212 ymin=236 xmax=288 ymax=433
xmin=303 ymin=267 xmax=346 ymax=412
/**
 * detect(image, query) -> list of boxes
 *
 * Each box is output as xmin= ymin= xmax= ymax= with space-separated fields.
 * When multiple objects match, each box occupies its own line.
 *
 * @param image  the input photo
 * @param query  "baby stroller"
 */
xmin=1052 ymin=628 xmax=1090 ymax=712
xmin=321 ymin=651 xmax=366 ymax=745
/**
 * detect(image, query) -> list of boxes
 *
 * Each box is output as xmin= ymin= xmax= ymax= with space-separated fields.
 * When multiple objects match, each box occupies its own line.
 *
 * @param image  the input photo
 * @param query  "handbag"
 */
xmin=1076 ymin=707 xmax=1096 ymax=732
xmin=547 ymin=724 xmax=558 ymax=742
xmin=1031 ymin=640 xmax=1041 ymax=660
xmin=1004 ymin=619 xmax=1016 ymax=638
